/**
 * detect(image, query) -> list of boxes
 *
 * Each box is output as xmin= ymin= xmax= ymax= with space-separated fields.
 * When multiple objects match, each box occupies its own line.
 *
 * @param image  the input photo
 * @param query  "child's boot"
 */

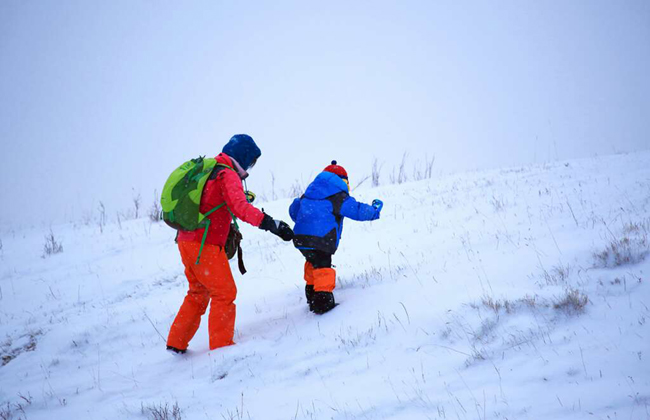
xmin=312 ymin=291 xmax=336 ymax=314
xmin=305 ymin=285 xmax=315 ymax=311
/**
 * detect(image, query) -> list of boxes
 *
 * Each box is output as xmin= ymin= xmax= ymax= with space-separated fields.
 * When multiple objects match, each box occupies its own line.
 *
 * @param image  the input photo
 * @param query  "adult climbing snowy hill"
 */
xmin=165 ymin=134 xmax=294 ymax=354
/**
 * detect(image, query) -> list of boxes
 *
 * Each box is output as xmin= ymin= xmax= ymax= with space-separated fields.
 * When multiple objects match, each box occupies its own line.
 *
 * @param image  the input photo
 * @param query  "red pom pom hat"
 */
xmin=323 ymin=160 xmax=348 ymax=179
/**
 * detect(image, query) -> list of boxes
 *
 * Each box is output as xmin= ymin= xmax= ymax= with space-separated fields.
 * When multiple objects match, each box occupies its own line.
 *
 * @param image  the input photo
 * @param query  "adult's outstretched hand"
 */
xmin=259 ymin=214 xmax=294 ymax=241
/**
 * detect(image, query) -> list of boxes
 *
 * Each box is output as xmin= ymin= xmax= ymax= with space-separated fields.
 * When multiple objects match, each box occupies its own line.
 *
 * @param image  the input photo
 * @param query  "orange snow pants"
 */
xmin=304 ymin=262 xmax=336 ymax=292
xmin=167 ymin=241 xmax=237 ymax=351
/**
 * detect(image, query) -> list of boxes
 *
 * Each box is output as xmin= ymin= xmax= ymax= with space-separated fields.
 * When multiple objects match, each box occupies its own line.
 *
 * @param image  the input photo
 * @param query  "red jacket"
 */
xmin=177 ymin=153 xmax=264 ymax=246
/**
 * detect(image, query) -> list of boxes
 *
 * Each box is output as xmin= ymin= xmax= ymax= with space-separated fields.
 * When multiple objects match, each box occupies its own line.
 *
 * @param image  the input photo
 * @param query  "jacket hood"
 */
xmin=304 ymin=172 xmax=349 ymax=199
xmin=222 ymin=134 xmax=261 ymax=171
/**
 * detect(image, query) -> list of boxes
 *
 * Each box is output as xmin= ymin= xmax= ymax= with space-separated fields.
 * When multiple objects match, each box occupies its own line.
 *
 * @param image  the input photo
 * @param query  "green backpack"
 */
xmin=161 ymin=156 xmax=240 ymax=266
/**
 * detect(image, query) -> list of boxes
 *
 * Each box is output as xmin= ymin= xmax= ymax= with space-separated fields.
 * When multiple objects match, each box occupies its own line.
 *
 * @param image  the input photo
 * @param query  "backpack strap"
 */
xmin=195 ymin=163 xmax=242 ymax=265
xmin=209 ymin=162 xmax=235 ymax=180
xmin=195 ymin=202 xmax=226 ymax=265
xmin=209 ymin=162 xmax=242 ymax=230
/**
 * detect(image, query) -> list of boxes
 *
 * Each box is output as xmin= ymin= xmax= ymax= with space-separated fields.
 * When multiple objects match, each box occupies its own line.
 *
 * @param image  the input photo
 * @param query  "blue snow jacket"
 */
xmin=289 ymin=171 xmax=380 ymax=254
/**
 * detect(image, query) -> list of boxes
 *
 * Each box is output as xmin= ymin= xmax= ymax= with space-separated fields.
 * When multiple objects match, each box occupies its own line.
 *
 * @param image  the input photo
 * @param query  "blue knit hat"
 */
xmin=222 ymin=134 xmax=261 ymax=170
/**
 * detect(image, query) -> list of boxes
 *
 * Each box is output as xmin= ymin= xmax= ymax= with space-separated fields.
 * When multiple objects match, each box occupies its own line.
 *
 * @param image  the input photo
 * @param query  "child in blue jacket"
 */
xmin=289 ymin=161 xmax=383 ymax=314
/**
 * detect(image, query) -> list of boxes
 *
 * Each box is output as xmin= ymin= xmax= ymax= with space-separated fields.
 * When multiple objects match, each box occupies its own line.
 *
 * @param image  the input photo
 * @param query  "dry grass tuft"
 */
xmin=141 ymin=402 xmax=182 ymax=420
xmin=553 ymin=288 xmax=589 ymax=314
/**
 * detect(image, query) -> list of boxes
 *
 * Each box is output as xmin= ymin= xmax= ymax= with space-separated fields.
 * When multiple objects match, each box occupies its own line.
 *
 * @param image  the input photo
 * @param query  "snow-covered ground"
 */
xmin=1 ymin=152 xmax=649 ymax=420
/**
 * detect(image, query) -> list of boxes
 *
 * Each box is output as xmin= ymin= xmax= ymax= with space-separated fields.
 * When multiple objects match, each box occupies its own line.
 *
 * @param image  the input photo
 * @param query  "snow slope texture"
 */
xmin=1 ymin=151 xmax=649 ymax=419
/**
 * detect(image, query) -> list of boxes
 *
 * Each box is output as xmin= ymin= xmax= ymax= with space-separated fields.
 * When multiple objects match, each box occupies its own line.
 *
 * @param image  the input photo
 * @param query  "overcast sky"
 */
xmin=1 ymin=1 xmax=649 ymax=228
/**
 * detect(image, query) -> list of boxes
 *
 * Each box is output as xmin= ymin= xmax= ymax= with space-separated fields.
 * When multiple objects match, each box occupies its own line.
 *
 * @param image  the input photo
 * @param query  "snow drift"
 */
xmin=1 ymin=152 xmax=649 ymax=419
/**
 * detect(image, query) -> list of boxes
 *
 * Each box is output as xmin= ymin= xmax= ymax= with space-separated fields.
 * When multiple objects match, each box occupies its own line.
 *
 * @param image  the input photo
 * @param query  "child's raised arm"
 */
xmin=339 ymin=195 xmax=381 ymax=221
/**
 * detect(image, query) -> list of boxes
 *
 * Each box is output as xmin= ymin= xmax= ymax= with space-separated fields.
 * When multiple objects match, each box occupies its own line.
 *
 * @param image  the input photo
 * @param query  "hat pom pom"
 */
xmin=331 ymin=160 xmax=337 ymax=165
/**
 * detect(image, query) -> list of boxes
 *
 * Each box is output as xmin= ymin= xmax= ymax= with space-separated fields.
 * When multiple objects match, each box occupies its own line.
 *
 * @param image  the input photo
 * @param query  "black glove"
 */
xmin=259 ymin=214 xmax=294 ymax=241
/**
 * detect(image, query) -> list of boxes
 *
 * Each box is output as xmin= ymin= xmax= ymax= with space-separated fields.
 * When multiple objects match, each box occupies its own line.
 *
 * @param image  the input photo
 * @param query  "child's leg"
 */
xmin=304 ymin=260 xmax=315 ymax=286
xmin=303 ymin=259 xmax=315 ymax=309
xmin=300 ymin=250 xmax=318 ymax=310
xmin=301 ymin=250 xmax=336 ymax=314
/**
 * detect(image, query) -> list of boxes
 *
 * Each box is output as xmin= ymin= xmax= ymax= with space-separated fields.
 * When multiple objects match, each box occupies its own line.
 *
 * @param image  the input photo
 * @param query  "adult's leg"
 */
xmin=188 ymin=243 xmax=238 ymax=350
xmin=167 ymin=242 xmax=211 ymax=350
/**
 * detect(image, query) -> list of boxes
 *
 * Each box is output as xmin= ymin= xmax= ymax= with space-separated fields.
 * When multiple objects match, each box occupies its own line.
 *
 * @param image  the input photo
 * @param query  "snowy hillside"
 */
xmin=1 ymin=152 xmax=649 ymax=420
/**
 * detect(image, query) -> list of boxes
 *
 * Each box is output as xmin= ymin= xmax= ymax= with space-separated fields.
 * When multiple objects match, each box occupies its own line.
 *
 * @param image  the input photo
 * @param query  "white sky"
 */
xmin=1 ymin=1 xmax=649 ymax=228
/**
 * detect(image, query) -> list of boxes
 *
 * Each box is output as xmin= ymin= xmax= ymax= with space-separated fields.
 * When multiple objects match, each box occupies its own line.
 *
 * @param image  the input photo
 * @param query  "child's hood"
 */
xmin=303 ymin=172 xmax=349 ymax=200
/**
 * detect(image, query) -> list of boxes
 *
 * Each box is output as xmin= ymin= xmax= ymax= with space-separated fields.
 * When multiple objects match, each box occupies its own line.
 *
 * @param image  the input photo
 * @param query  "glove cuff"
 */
xmin=259 ymin=214 xmax=275 ymax=231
